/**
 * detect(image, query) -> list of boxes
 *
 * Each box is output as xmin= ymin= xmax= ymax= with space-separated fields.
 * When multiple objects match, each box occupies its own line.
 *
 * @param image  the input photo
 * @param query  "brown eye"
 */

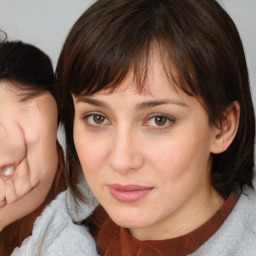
xmin=154 ymin=116 xmax=167 ymax=126
xmin=93 ymin=114 xmax=105 ymax=124
xmin=83 ymin=113 xmax=110 ymax=128
xmin=144 ymin=114 xmax=175 ymax=129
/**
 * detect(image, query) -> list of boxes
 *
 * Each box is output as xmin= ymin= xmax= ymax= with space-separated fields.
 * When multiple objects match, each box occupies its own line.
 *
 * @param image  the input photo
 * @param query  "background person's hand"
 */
xmin=0 ymin=85 xmax=59 ymax=231
xmin=0 ymin=161 xmax=35 ymax=207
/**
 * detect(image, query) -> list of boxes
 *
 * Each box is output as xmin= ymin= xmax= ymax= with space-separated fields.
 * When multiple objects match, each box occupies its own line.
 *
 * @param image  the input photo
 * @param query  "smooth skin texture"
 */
xmin=73 ymin=53 xmax=240 ymax=241
xmin=0 ymin=82 xmax=58 ymax=231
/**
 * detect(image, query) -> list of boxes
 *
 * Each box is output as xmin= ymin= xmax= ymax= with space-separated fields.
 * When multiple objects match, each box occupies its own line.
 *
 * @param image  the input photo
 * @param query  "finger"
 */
xmin=4 ymin=176 xmax=18 ymax=204
xmin=7 ymin=158 xmax=32 ymax=203
xmin=0 ymin=178 xmax=6 ymax=208
xmin=0 ymin=178 xmax=5 ymax=198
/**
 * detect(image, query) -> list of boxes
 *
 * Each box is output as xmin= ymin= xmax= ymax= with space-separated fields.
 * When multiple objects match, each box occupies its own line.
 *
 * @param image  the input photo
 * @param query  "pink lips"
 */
xmin=108 ymin=184 xmax=153 ymax=203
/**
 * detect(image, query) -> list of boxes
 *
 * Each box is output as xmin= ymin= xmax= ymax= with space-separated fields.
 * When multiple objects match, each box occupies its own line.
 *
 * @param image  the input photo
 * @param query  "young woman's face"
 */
xmin=0 ymin=82 xmax=58 ymax=230
xmin=73 ymin=56 xmax=223 ymax=240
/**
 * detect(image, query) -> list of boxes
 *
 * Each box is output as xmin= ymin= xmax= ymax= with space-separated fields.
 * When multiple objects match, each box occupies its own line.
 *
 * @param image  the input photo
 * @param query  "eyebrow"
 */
xmin=76 ymin=97 xmax=109 ymax=108
xmin=135 ymin=99 xmax=188 ymax=110
xmin=76 ymin=96 xmax=188 ymax=110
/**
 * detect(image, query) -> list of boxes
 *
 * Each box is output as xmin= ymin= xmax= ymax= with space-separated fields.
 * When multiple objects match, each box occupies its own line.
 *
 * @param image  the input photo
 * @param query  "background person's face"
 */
xmin=0 ymin=82 xmax=58 ymax=230
xmin=73 ymin=54 xmax=223 ymax=240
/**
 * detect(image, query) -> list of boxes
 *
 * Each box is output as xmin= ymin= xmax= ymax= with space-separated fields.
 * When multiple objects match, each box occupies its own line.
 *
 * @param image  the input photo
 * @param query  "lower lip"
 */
xmin=108 ymin=186 xmax=153 ymax=203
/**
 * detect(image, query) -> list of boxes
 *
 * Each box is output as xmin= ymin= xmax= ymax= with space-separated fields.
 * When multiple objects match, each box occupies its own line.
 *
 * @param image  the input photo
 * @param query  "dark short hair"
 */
xmin=57 ymin=0 xmax=255 ymax=199
xmin=0 ymin=41 xmax=56 ymax=100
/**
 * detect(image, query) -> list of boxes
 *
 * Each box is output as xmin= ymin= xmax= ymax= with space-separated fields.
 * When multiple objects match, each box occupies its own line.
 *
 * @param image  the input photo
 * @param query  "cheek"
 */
xmin=73 ymin=118 xmax=109 ymax=173
xmin=146 ymin=136 xmax=189 ymax=167
xmin=75 ymin=136 xmax=107 ymax=172
xmin=74 ymin=137 xmax=108 ymax=198
xmin=147 ymin=132 xmax=211 ymax=181
xmin=21 ymin=111 xmax=58 ymax=185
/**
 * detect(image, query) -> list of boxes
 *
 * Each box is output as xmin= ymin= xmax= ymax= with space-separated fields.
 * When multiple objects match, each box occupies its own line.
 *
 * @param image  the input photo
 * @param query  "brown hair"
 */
xmin=56 ymin=0 xmax=255 ymax=200
xmin=0 ymin=41 xmax=57 ymax=101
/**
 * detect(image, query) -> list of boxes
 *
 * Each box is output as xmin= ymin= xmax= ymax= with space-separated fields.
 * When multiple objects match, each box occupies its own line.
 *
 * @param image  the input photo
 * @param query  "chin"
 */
xmin=107 ymin=208 xmax=150 ymax=229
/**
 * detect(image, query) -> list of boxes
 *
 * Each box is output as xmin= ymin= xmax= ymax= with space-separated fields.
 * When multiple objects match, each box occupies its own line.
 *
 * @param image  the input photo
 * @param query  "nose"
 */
xmin=108 ymin=127 xmax=144 ymax=174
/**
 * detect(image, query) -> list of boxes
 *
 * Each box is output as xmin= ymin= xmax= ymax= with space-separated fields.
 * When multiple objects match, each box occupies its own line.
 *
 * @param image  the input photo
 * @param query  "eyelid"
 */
xmin=146 ymin=113 xmax=175 ymax=120
xmin=82 ymin=111 xmax=107 ymax=119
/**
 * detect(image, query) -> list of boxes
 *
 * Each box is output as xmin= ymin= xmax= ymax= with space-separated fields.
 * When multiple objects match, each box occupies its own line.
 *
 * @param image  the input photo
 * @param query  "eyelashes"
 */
xmin=82 ymin=112 xmax=175 ymax=130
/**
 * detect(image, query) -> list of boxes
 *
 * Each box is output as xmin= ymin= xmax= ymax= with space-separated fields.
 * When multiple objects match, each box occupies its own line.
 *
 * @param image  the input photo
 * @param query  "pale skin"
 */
xmin=73 ymin=52 xmax=240 ymax=240
xmin=0 ymin=82 xmax=58 ymax=231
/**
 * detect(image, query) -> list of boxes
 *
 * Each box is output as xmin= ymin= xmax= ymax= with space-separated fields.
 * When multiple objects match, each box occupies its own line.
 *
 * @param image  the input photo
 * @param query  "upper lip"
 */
xmin=108 ymin=184 xmax=154 ymax=191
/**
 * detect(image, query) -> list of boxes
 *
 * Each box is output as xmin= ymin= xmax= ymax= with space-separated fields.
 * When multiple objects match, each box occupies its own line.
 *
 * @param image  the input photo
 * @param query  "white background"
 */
xmin=0 ymin=0 xmax=255 ymax=184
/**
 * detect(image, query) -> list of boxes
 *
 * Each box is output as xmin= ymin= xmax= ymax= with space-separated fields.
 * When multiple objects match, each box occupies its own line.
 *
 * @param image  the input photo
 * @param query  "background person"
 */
xmin=0 ymin=41 xmax=66 ymax=255
xmin=5 ymin=43 xmax=98 ymax=256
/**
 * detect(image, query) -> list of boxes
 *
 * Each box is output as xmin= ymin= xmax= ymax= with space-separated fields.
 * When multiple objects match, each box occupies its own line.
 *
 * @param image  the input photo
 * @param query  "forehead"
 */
xmin=0 ymin=81 xmax=23 ymax=109
xmin=0 ymin=80 xmax=32 ymax=99
xmin=0 ymin=80 xmax=58 ymax=145
xmin=0 ymin=80 xmax=57 ymax=118
xmin=0 ymin=80 xmax=16 ymax=93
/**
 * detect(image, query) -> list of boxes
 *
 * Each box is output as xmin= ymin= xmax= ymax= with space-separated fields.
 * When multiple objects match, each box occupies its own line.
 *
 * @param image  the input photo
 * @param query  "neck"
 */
xmin=129 ymin=186 xmax=224 ymax=241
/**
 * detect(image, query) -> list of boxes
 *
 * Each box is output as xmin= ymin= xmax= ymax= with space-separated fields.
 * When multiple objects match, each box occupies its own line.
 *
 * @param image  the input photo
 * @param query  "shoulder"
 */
xmin=234 ymin=185 xmax=256 ymax=233
xmin=43 ymin=224 xmax=99 ymax=256
xmin=232 ymin=186 xmax=256 ymax=254
xmin=190 ymin=186 xmax=256 ymax=256
xmin=11 ymin=190 xmax=99 ymax=256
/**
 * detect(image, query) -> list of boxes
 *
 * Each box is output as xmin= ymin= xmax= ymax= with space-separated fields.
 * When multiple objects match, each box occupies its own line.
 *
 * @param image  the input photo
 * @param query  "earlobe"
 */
xmin=210 ymin=101 xmax=240 ymax=154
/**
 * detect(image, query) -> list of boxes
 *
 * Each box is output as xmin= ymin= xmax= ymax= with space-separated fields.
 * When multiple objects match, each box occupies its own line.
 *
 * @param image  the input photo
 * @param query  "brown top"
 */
xmin=85 ymin=192 xmax=239 ymax=256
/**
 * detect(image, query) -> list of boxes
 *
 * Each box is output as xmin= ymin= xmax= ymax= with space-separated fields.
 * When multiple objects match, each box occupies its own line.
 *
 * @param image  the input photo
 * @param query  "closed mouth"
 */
xmin=108 ymin=184 xmax=154 ymax=202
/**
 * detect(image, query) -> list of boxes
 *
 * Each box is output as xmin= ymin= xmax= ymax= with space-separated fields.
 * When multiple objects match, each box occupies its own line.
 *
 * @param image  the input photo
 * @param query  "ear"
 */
xmin=210 ymin=101 xmax=240 ymax=154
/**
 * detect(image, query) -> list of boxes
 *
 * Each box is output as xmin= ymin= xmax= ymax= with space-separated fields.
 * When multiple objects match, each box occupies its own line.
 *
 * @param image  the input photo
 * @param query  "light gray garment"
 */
xmin=11 ymin=175 xmax=256 ymax=255
xmin=190 ymin=185 xmax=256 ymax=256
xmin=11 ymin=174 xmax=99 ymax=256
